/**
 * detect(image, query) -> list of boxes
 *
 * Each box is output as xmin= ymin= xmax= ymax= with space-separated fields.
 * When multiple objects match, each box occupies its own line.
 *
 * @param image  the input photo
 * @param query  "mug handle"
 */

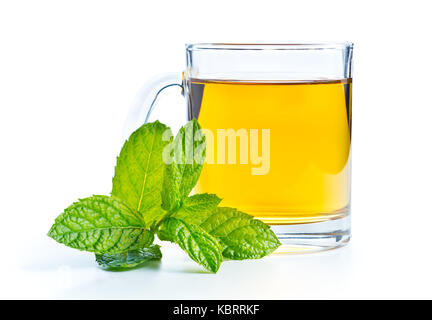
xmin=122 ymin=72 xmax=183 ymax=139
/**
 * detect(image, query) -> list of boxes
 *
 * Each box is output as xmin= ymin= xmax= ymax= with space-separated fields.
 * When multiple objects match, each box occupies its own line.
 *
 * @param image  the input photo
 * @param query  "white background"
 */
xmin=1 ymin=0 xmax=431 ymax=299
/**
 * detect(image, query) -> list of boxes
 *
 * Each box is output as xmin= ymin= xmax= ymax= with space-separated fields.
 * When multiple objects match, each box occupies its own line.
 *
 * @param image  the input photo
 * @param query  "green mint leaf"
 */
xmin=95 ymin=244 xmax=162 ymax=269
xmin=164 ymin=202 xmax=281 ymax=260
xmin=158 ymin=217 xmax=222 ymax=273
xmin=158 ymin=193 xmax=222 ymax=242
xmin=161 ymin=119 xmax=206 ymax=212
xmin=48 ymin=195 xmax=154 ymax=254
xmin=171 ymin=193 xmax=221 ymax=225
xmin=200 ymin=207 xmax=281 ymax=260
xmin=112 ymin=121 xmax=172 ymax=225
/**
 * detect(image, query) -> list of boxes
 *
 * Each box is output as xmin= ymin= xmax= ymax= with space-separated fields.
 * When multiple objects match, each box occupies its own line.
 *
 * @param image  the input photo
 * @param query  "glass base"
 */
xmin=268 ymin=215 xmax=351 ymax=254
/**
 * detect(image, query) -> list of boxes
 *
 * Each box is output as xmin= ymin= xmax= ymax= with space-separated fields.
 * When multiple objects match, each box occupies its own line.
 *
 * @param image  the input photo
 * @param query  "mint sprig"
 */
xmin=48 ymin=119 xmax=280 ymax=273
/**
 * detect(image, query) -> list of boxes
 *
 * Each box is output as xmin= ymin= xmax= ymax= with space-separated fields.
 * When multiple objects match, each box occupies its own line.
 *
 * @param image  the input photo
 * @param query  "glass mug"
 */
xmin=125 ymin=43 xmax=353 ymax=253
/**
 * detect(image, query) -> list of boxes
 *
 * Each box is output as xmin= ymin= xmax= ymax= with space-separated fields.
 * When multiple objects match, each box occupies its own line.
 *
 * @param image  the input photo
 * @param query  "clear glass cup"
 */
xmin=126 ymin=42 xmax=354 ymax=253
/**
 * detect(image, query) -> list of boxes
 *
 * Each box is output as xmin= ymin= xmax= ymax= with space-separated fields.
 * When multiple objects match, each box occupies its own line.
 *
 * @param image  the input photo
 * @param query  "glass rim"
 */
xmin=186 ymin=42 xmax=354 ymax=51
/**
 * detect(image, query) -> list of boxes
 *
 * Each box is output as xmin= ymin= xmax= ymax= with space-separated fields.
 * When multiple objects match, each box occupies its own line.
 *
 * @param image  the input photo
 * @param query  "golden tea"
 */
xmin=188 ymin=78 xmax=351 ymax=224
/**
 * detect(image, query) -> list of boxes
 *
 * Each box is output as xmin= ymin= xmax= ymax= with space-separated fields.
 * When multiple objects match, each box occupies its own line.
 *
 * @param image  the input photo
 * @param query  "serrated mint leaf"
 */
xmin=48 ymin=195 xmax=154 ymax=254
xmin=158 ymin=194 xmax=279 ymax=260
xmin=199 ymin=207 xmax=281 ymax=260
xmin=158 ymin=217 xmax=222 ymax=273
xmin=161 ymin=119 xmax=206 ymax=212
xmin=112 ymin=121 xmax=172 ymax=225
xmin=171 ymin=193 xmax=221 ymax=225
xmin=95 ymin=244 xmax=162 ymax=269
xmin=159 ymin=193 xmax=222 ymax=242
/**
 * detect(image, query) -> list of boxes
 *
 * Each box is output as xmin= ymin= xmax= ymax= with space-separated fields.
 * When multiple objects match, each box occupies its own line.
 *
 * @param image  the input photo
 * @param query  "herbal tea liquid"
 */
xmin=187 ymin=79 xmax=351 ymax=224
